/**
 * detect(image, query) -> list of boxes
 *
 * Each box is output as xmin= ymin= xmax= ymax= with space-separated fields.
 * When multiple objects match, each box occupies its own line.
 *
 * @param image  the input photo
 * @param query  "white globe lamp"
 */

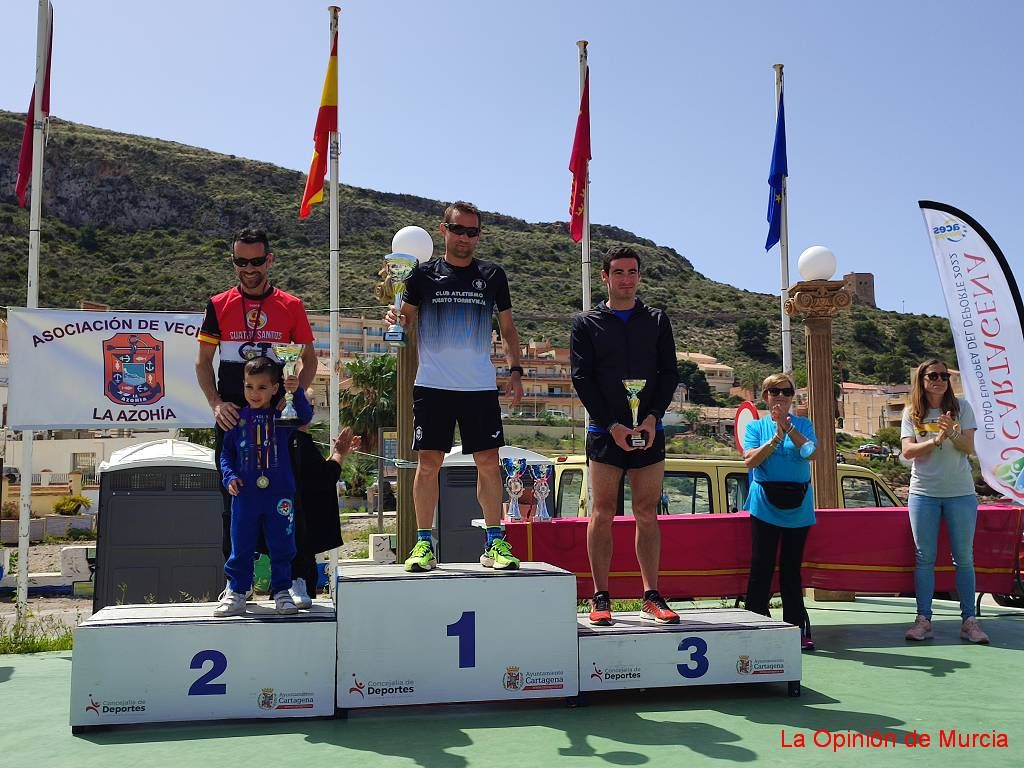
xmin=392 ymin=226 xmax=434 ymax=263
xmin=797 ymin=245 xmax=836 ymax=281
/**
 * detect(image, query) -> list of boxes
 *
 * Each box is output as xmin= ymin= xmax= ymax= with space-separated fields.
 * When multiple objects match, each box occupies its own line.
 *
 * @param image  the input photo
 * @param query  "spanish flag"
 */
xmin=299 ymin=30 xmax=338 ymax=219
xmin=15 ymin=2 xmax=53 ymax=208
xmin=568 ymin=69 xmax=590 ymax=243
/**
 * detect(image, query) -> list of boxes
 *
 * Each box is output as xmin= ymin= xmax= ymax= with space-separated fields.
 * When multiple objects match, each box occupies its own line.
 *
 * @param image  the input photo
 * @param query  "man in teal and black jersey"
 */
xmin=385 ymin=201 xmax=525 ymax=572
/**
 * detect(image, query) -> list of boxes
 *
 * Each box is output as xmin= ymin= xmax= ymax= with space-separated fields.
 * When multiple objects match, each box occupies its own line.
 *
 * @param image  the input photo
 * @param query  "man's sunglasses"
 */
xmin=230 ymin=256 xmax=269 ymax=268
xmin=766 ymin=387 xmax=795 ymax=397
xmin=924 ymin=372 xmax=951 ymax=382
xmin=445 ymin=223 xmax=481 ymax=238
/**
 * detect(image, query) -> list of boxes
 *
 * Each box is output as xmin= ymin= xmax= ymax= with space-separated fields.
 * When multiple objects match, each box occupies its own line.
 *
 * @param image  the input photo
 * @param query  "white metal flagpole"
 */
xmin=327 ymin=5 xmax=341 ymax=597
xmin=17 ymin=0 xmax=52 ymax=619
xmin=774 ymin=64 xmax=793 ymax=376
xmin=577 ymin=40 xmax=591 ymax=434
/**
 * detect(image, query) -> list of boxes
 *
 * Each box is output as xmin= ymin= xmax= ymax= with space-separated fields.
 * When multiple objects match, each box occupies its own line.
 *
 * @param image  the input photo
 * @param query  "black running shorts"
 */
xmin=586 ymin=429 xmax=665 ymax=470
xmin=412 ymin=386 xmax=505 ymax=454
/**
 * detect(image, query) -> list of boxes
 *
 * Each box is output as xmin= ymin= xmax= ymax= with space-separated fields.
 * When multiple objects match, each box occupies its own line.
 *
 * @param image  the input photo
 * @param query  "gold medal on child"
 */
xmin=256 ymin=474 xmax=270 ymax=489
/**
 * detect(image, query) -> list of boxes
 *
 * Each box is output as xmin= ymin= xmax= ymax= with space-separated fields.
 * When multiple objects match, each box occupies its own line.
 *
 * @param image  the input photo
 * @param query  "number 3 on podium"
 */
xmin=676 ymin=636 xmax=709 ymax=679
xmin=446 ymin=611 xmax=476 ymax=669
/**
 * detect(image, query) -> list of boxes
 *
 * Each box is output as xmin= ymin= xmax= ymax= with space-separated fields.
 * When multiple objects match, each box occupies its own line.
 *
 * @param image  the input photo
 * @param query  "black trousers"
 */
xmin=744 ymin=515 xmax=811 ymax=630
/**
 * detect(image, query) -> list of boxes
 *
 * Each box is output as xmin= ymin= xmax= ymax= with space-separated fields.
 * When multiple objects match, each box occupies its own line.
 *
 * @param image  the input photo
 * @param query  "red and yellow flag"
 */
xmin=568 ymin=69 xmax=590 ymax=243
xmin=299 ymin=31 xmax=338 ymax=219
xmin=15 ymin=2 xmax=53 ymax=208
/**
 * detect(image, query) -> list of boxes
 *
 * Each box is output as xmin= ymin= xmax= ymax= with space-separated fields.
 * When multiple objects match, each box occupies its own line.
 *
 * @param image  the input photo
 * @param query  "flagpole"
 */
xmin=577 ymin=40 xmax=591 ymax=434
xmin=774 ymin=64 xmax=792 ymax=376
xmin=327 ymin=4 xmax=341 ymax=598
xmin=17 ymin=0 xmax=51 ymax=618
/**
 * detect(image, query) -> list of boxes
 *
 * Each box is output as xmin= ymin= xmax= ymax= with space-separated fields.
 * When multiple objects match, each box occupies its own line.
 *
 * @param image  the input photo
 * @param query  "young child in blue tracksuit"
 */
xmin=215 ymin=356 xmax=313 ymax=616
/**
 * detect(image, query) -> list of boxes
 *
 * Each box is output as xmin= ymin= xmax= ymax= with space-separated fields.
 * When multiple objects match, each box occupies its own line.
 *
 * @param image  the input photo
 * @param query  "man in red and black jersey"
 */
xmin=196 ymin=227 xmax=317 ymax=559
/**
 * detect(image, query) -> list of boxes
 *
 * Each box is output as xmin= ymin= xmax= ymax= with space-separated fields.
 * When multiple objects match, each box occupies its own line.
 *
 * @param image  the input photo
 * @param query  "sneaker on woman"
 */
xmin=960 ymin=618 xmax=989 ymax=644
xmin=905 ymin=615 xmax=933 ymax=641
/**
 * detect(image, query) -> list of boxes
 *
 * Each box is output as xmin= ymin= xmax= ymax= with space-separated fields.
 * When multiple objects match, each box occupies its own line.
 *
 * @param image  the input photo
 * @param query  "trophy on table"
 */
xmin=530 ymin=464 xmax=552 ymax=521
xmin=622 ymin=379 xmax=648 ymax=448
xmin=501 ymin=458 xmax=527 ymax=522
xmin=383 ymin=252 xmax=418 ymax=348
xmin=272 ymin=343 xmax=305 ymax=425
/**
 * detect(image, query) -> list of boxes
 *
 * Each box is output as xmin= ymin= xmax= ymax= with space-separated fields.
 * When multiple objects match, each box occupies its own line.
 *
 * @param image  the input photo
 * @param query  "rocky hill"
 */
xmin=0 ymin=109 xmax=955 ymax=388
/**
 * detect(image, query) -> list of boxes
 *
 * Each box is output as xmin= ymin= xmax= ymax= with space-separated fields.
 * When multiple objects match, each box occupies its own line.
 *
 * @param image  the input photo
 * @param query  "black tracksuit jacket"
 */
xmin=569 ymin=299 xmax=679 ymax=431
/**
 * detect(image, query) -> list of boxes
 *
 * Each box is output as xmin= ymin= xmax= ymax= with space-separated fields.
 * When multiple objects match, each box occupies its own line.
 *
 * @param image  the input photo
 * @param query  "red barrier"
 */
xmin=503 ymin=505 xmax=1022 ymax=601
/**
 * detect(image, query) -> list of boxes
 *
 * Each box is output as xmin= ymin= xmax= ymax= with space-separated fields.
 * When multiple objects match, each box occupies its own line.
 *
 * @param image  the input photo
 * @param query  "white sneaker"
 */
xmin=274 ymin=590 xmax=298 ymax=615
xmin=224 ymin=579 xmax=253 ymax=600
xmin=213 ymin=588 xmax=246 ymax=617
xmin=288 ymin=578 xmax=312 ymax=609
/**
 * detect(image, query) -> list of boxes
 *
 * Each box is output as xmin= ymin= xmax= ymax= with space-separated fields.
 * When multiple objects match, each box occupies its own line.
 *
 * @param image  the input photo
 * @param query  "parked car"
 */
xmin=856 ymin=443 xmax=889 ymax=457
xmin=552 ymin=454 xmax=901 ymax=518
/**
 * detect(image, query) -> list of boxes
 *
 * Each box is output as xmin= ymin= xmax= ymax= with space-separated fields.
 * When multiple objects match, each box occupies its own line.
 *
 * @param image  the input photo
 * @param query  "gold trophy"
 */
xmin=383 ymin=252 xmax=418 ymax=348
xmin=622 ymin=379 xmax=648 ymax=448
xmin=272 ymin=343 xmax=305 ymax=424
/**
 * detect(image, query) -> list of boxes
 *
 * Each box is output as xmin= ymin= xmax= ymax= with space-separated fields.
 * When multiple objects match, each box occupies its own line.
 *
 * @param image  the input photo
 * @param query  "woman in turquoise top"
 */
xmin=900 ymin=358 xmax=988 ymax=644
xmin=743 ymin=373 xmax=817 ymax=650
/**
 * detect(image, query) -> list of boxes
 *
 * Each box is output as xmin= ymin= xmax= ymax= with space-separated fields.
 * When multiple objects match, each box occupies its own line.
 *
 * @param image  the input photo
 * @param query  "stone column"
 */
xmin=784 ymin=280 xmax=852 ymax=508
xmin=786 ymin=280 xmax=852 ymax=602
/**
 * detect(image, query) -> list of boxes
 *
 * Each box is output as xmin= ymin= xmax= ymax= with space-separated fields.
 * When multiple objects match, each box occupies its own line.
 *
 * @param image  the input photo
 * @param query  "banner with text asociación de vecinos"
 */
xmin=919 ymin=201 xmax=1024 ymax=501
xmin=7 ymin=308 xmax=211 ymax=430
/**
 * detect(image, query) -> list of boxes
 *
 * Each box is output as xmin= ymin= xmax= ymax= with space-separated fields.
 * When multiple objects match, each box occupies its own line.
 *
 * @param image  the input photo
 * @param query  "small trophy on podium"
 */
xmin=272 ymin=343 xmax=305 ymax=425
xmin=383 ymin=253 xmax=418 ymax=348
xmin=622 ymin=379 xmax=648 ymax=448
xmin=530 ymin=464 xmax=552 ymax=521
xmin=501 ymin=458 xmax=527 ymax=522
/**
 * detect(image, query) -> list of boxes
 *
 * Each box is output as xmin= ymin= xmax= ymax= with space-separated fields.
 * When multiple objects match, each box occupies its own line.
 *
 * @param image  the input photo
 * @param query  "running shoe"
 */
xmin=640 ymin=591 xmax=680 ymax=624
xmin=589 ymin=591 xmax=613 ymax=626
xmin=404 ymin=540 xmax=437 ymax=572
xmin=480 ymin=538 xmax=521 ymax=570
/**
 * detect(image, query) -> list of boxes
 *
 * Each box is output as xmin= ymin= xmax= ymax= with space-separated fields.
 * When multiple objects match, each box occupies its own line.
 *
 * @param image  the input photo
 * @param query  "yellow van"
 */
xmin=551 ymin=455 xmax=900 ymax=518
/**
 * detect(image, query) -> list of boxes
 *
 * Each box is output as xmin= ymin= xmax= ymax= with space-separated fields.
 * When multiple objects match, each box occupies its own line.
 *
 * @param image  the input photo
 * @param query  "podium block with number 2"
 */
xmin=336 ymin=562 xmax=579 ymax=708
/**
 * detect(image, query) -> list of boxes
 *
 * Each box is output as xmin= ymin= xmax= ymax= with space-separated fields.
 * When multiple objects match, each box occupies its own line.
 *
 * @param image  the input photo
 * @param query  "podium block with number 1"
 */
xmin=337 ymin=562 xmax=579 ymax=708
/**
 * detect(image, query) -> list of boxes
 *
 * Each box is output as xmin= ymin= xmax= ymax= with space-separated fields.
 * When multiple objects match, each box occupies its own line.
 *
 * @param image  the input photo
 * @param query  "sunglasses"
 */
xmin=924 ymin=372 xmax=951 ymax=382
xmin=766 ymin=387 xmax=795 ymax=397
xmin=445 ymin=223 xmax=481 ymax=238
xmin=231 ymin=256 xmax=269 ymax=268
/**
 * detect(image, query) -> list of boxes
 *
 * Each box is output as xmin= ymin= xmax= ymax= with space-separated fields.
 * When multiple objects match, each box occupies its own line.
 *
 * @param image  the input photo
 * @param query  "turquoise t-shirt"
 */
xmin=901 ymin=397 xmax=977 ymax=498
xmin=743 ymin=415 xmax=817 ymax=528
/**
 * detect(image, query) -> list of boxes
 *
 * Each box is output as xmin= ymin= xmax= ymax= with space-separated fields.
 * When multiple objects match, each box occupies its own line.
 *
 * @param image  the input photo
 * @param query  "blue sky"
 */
xmin=4 ymin=1 xmax=1023 ymax=317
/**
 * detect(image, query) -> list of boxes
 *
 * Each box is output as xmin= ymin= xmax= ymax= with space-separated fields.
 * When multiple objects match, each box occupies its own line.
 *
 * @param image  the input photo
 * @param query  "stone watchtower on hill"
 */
xmin=841 ymin=272 xmax=876 ymax=307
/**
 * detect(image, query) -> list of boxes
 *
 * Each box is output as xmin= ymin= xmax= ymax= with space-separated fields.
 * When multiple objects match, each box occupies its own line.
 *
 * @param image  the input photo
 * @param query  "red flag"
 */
xmin=299 ymin=30 xmax=339 ymax=219
xmin=15 ymin=3 xmax=53 ymax=208
xmin=568 ymin=69 xmax=590 ymax=243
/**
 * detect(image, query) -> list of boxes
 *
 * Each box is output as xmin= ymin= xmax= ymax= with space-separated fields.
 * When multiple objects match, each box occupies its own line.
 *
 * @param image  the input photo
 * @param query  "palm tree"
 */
xmin=338 ymin=354 xmax=397 ymax=455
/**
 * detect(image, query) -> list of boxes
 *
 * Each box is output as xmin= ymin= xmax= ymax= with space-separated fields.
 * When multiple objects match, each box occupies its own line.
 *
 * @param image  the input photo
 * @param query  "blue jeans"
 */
xmin=908 ymin=493 xmax=978 ymax=619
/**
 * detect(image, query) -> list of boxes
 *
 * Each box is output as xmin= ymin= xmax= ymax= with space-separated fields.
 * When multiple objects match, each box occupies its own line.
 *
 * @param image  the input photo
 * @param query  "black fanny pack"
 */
xmin=757 ymin=481 xmax=809 ymax=510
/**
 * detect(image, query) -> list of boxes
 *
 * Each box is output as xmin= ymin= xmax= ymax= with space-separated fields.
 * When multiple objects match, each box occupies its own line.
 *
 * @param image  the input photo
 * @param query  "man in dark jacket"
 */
xmin=570 ymin=246 xmax=680 ymax=627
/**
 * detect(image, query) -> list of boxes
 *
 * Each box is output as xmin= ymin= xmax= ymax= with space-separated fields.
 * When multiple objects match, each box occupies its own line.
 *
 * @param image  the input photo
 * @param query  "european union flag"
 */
xmin=765 ymin=89 xmax=787 ymax=251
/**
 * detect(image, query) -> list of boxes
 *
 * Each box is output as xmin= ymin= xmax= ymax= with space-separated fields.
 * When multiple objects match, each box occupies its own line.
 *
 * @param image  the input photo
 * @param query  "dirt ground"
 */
xmin=0 ymin=516 xmax=388 ymax=631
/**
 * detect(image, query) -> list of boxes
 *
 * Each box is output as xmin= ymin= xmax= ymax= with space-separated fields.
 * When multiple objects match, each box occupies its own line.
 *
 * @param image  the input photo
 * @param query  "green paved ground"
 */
xmin=2 ymin=597 xmax=1021 ymax=768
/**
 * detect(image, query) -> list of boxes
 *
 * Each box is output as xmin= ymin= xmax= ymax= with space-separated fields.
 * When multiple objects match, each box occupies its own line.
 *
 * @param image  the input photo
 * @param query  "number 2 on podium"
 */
xmin=446 ymin=611 xmax=476 ymax=669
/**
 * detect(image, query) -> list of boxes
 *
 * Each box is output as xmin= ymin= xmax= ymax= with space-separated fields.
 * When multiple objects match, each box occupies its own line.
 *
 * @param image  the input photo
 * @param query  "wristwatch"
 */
xmin=509 ymin=365 xmax=524 ymax=375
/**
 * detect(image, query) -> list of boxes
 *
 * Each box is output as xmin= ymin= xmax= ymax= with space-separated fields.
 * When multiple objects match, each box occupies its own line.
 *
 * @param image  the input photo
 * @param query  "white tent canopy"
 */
xmin=97 ymin=439 xmax=215 ymax=475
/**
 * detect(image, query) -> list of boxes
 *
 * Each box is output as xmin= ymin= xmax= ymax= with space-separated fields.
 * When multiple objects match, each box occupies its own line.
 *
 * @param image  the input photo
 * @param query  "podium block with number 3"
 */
xmin=336 ymin=562 xmax=579 ymax=708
